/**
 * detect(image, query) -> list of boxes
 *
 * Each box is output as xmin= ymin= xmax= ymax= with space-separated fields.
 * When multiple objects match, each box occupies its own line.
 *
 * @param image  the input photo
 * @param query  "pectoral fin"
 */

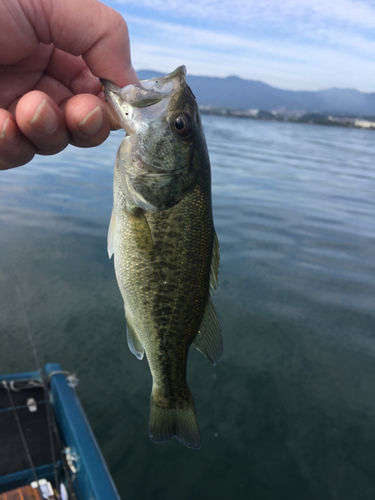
xmin=130 ymin=209 xmax=155 ymax=259
xmin=193 ymin=297 xmax=223 ymax=365
xmin=107 ymin=209 xmax=116 ymax=258
xmin=126 ymin=313 xmax=144 ymax=360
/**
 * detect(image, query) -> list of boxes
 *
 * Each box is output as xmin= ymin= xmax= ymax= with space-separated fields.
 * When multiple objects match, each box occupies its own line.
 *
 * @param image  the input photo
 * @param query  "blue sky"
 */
xmin=103 ymin=0 xmax=375 ymax=92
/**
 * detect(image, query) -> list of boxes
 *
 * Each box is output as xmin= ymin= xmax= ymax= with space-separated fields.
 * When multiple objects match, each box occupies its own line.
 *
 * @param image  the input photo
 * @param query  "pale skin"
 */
xmin=0 ymin=0 xmax=140 ymax=170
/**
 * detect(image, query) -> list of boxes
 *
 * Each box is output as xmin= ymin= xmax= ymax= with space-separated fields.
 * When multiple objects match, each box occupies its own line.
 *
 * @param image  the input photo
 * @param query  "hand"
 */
xmin=0 ymin=0 xmax=139 ymax=169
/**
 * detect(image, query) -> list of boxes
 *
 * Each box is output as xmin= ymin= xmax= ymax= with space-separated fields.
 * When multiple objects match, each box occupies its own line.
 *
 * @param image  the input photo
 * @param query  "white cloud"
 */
xmin=126 ymin=16 xmax=375 ymax=91
xmin=107 ymin=0 xmax=375 ymax=91
xmin=116 ymin=0 xmax=375 ymax=30
xmin=126 ymin=15 xmax=375 ymax=61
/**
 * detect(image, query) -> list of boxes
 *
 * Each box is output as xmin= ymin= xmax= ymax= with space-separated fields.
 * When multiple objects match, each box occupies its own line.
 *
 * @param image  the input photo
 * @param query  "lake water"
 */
xmin=1 ymin=116 xmax=375 ymax=499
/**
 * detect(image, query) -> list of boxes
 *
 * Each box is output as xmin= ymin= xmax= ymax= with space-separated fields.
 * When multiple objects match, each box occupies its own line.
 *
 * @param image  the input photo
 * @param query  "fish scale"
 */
xmin=102 ymin=66 xmax=223 ymax=449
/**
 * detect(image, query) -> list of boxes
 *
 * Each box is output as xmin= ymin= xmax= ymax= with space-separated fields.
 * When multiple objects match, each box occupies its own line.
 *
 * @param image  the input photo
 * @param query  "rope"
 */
xmin=16 ymin=287 xmax=62 ymax=500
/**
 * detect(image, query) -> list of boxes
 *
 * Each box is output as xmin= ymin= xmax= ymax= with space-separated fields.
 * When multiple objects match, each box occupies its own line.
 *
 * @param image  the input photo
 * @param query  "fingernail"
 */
xmin=29 ymin=99 xmax=59 ymax=136
xmin=0 ymin=117 xmax=19 ymax=146
xmin=0 ymin=117 xmax=9 ymax=140
xmin=77 ymin=106 xmax=103 ymax=136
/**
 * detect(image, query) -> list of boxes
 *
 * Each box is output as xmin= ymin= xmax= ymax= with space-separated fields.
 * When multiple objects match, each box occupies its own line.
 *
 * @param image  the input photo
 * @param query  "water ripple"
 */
xmin=1 ymin=115 xmax=375 ymax=499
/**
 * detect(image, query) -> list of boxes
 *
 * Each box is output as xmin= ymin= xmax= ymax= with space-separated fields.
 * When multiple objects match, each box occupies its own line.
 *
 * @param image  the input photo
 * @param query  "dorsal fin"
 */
xmin=209 ymin=232 xmax=220 ymax=295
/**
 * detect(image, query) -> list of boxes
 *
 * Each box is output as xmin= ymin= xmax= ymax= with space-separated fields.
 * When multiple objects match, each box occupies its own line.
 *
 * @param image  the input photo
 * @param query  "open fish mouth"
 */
xmin=101 ymin=66 xmax=187 ymax=135
xmin=101 ymin=66 xmax=186 ymax=105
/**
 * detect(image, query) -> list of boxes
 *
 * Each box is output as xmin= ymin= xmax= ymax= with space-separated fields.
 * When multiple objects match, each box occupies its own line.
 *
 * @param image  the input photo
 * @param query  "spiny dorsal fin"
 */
xmin=193 ymin=297 xmax=223 ymax=365
xmin=209 ymin=232 xmax=220 ymax=295
xmin=107 ymin=209 xmax=116 ymax=258
xmin=126 ymin=312 xmax=144 ymax=360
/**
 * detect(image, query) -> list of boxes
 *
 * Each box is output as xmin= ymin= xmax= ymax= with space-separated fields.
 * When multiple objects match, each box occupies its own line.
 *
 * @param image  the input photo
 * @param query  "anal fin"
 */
xmin=193 ymin=297 xmax=223 ymax=365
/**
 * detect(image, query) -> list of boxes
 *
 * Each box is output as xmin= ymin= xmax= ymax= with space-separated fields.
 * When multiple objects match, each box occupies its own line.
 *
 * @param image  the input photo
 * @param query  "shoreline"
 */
xmin=200 ymin=106 xmax=375 ymax=130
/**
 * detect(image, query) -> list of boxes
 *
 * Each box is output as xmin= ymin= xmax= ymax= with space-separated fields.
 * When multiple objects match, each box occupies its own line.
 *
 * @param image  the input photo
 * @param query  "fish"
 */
xmin=101 ymin=66 xmax=222 ymax=450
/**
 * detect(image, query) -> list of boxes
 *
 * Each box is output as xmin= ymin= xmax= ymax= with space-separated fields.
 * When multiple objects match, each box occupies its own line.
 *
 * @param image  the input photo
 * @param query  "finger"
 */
xmin=1 ymin=0 xmax=139 ymax=88
xmin=0 ymin=1 xmax=39 ymax=65
xmin=63 ymin=94 xmax=112 ymax=148
xmin=34 ymin=73 xmax=74 ymax=106
xmin=0 ymin=44 xmax=54 ymax=109
xmin=15 ymin=90 xmax=69 ymax=156
xmin=45 ymin=48 xmax=102 ymax=96
xmin=37 ymin=51 xmax=120 ymax=128
xmin=0 ymin=110 xmax=36 ymax=169
xmin=29 ymin=0 xmax=140 ymax=87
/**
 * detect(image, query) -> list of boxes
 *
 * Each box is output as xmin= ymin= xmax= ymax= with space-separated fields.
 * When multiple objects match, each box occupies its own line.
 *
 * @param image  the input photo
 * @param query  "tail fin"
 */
xmin=149 ymin=388 xmax=201 ymax=450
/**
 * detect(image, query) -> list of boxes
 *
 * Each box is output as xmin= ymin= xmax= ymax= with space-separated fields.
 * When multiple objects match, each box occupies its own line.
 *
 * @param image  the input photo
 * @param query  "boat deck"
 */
xmin=0 ymin=379 xmax=58 ymax=479
xmin=0 ymin=365 xmax=121 ymax=499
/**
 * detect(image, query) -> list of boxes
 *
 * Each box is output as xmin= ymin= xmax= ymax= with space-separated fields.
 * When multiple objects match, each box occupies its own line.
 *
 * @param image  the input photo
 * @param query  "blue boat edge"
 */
xmin=0 ymin=363 xmax=121 ymax=500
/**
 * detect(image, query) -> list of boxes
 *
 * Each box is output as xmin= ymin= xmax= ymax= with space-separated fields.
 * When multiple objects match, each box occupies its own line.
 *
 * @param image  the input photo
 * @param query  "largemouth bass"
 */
xmin=102 ymin=66 xmax=222 ymax=449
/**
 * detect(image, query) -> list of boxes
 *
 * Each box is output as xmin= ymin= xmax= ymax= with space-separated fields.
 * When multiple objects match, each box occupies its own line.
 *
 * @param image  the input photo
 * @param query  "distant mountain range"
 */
xmin=137 ymin=70 xmax=375 ymax=117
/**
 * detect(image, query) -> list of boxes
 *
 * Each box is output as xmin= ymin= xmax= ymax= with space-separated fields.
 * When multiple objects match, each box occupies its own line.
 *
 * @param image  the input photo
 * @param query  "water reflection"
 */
xmin=1 ymin=117 xmax=375 ymax=499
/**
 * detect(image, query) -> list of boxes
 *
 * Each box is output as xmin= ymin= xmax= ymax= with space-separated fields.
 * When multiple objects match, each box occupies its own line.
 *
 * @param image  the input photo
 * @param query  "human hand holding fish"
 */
xmin=0 ymin=0 xmax=223 ymax=450
xmin=0 ymin=0 xmax=139 ymax=170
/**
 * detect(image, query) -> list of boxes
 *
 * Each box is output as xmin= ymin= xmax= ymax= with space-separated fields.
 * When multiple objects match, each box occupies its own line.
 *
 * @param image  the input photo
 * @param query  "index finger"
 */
xmin=18 ymin=0 xmax=139 ymax=87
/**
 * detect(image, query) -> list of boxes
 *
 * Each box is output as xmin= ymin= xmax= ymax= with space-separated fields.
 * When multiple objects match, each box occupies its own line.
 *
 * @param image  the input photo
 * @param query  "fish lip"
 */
xmin=101 ymin=80 xmax=137 ymax=135
xmin=100 ymin=79 xmax=119 ymax=94
xmin=100 ymin=79 xmax=125 ymax=107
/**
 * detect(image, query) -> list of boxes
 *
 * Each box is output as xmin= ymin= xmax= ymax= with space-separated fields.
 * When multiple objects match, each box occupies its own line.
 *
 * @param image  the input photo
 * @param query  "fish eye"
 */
xmin=173 ymin=113 xmax=194 ymax=138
